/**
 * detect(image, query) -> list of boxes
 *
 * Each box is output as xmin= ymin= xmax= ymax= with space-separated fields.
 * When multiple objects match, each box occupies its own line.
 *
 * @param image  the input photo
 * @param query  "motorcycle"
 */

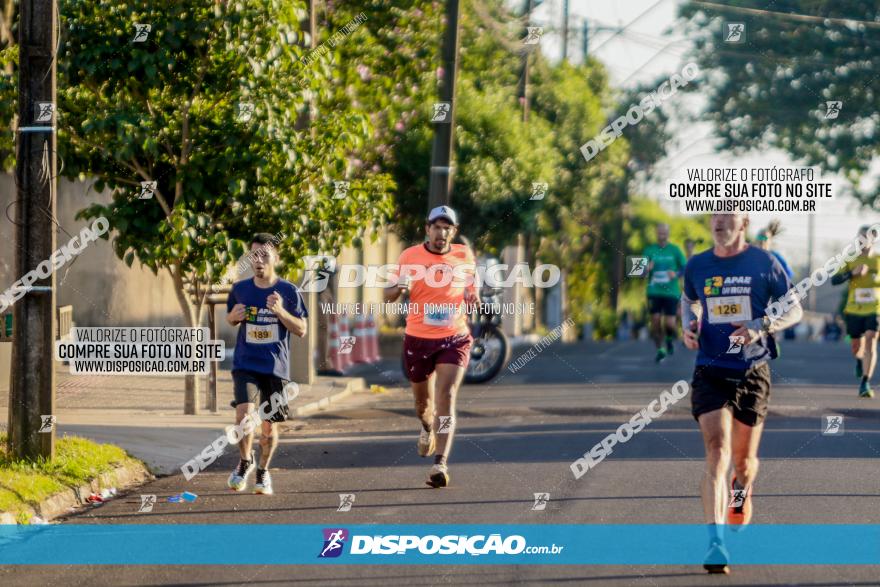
xmin=464 ymin=279 xmax=511 ymax=384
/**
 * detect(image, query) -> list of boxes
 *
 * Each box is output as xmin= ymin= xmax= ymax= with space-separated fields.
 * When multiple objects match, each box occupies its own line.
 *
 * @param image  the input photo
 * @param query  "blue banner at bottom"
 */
xmin=0 ymin=524 xmax=878 ymax=565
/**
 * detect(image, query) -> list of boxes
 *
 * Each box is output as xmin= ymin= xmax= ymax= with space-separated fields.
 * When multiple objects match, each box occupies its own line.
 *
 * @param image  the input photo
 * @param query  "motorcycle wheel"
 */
xmin=465 ymin=325 xmax=510 ymax=384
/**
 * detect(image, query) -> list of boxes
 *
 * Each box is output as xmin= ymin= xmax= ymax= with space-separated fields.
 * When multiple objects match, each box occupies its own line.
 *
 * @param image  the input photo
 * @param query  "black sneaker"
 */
xmin=703 ymin=539 xmax=730 ymax=574
xmin=254 ymin=468 xmax=273 ymax=495
xmin=228 ymin=451 xmax=256 ymax=491
xmin=665 ymin=337 xmax=675 ymax=355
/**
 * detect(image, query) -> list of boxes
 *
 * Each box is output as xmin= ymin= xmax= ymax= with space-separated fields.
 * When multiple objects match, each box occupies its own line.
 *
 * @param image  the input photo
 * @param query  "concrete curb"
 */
xmin=1 ymin=459 xmax=153 ymax=525
xmin=294 ymin=377 xmax=365 ymax=417
xmin=1 ymin=378 xmax=364 ymax=524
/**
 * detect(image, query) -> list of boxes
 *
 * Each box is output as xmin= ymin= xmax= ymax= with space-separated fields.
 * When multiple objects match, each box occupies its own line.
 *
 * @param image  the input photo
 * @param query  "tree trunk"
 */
xmin=169 ymin=266 xmax=201 ymax=415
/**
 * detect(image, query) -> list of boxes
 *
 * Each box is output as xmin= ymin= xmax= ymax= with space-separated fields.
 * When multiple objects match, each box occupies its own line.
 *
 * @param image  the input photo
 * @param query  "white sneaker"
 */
xmin=418 ymin=428 xmax=436 ymax=457
xmin=254 ymin=469 xmax=273 ymax=495
xmin=227 ymin=452 xmax=256 ymax=492
xmin=426 ymin=463 xmax=449 ymax=488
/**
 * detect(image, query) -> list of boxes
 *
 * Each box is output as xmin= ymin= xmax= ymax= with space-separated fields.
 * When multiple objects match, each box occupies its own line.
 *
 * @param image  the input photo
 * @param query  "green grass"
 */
xmin=0 ymin=432 xmax=140 ymax=521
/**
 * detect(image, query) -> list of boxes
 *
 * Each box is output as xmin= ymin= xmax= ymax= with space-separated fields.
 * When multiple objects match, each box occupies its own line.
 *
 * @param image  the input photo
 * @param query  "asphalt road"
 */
xmin=3 ymin=339 xmax=878 ymax=586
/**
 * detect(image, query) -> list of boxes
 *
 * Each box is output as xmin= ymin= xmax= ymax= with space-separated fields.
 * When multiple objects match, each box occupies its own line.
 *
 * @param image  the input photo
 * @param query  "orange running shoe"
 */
xmin=728 ymin=477 xmax=752 ymax=529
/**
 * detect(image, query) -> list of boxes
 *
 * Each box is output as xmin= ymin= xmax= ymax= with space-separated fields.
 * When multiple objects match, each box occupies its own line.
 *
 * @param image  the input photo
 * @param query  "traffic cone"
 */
xmin=336 ymin=314 xmax=354 ymax=372
xmin=364 ymin=313 xmax=381 ymax=363
xmin=325 ymin=314 xmax=346 ymax=375
xmin=350 ymin=313 xmax=370 ymax=364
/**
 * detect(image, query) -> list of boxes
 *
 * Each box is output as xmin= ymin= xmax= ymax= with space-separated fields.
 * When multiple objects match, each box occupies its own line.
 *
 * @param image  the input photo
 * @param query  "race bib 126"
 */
xmin=707 ymin=295 xmax=752 ymax=324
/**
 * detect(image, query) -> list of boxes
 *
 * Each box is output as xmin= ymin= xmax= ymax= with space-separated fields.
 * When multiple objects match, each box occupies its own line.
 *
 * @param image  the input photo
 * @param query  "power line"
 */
xmin=589 ymin=0 xmax=670 ymax=54
xmin=693 ymin=1 xmax=880 ymax=30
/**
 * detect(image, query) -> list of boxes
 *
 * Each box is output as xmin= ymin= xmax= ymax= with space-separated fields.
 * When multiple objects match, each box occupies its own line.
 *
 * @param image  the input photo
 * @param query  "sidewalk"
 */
xmin=0 ymin=365 xmax=365 ymax=475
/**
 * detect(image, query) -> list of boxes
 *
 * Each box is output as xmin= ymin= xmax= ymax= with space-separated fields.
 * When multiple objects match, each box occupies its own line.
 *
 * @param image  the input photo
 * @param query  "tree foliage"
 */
xmin=50 ymin=0 xmax=393 ymax=327
xmin=679 ymin=1 xmax=880 ymax=206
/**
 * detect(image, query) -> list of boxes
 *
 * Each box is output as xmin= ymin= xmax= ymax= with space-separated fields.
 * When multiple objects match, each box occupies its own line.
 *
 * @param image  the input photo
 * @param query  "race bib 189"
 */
xmin=707 ymin=295 xmax=752 ymax=324
xmin=855 ymin=288 xmax=877 ymax=304
xmin=246 ymin=322 xmax=278 ymax=344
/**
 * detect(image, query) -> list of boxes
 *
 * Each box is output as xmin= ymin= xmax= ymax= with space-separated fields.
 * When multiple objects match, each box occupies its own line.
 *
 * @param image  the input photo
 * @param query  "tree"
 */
xmin=0 ymin=0 xmax=16 ymax=170
xmin=389 ymin=0 xmax=559 ymax=251
xmin=4 ymin=0 xmax=394 ymax=413
xmin=679 ymin=1 xmax=880 ymax=206
xmin=323 ymin=1 xmax=442 ymax=183
xmin=530 ymin=58 xmax=625 ymax=321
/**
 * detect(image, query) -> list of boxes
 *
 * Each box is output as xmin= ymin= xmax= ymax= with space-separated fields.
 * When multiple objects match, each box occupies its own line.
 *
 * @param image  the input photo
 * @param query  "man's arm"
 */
xmin=384 ymin=284 xmax=405 ymax=303
xmin=762 ymin=300 xmax=803 ymax=335
xmin=642 ymin=248 xmax=654 ymax=276
xmin=680 ymin=293 xmax=702 ymax=324
xmin=733 ymin=260 xmax=804 ymax=342
xmin=226 ymin=289 xmax=245 ymax=326
xmin=278 ymin=311 xmax=307 ymax=338
xmin=267 ymin=291 xmax=307 ymax=337
xmin=830 ymin=268 xmax=853 ymax=286
xmin=734 ymin=298 xmax=803 ymax=342
xmin=384 ymin=256 xmax=409 ymax=302
xmin=680 ymin=292 xmax=702 ymax=350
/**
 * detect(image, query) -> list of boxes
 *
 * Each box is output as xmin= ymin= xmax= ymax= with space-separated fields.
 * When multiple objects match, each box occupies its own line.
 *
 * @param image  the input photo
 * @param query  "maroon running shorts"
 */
xmin=403 ymin=332 xmax=473 ymax=383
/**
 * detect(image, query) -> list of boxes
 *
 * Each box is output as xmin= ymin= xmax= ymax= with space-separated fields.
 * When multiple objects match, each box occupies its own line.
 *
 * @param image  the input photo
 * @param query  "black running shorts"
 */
xmin=690 ymin=363 xmax=772 ymax=426
xmin=844 ymin=313 xmax=878 ymax=339
xmin=648 ymin=295 xmax=678 ymax=316
xmin=232 ymin=369 xmax=290 ymax=422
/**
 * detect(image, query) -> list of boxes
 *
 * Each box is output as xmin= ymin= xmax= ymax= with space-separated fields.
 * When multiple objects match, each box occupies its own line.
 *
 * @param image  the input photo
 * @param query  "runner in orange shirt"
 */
xmin=385 ymin=206 xmax=479 ymax=487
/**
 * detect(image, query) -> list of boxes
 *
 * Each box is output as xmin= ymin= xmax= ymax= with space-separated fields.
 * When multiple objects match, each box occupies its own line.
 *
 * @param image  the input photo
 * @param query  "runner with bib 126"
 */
xmin=681 ymin=213 xmax=802 ymax=575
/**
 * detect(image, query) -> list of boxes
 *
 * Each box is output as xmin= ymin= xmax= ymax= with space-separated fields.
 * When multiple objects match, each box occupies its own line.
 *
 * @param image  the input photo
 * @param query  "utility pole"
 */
xmin=10 ymin=0 xmax=57 ymax=459
xmin=427 ymin=0 xmax=462 ymax=210
xmin=562 ymin=0 xmax=569 ymax=62
xmin=512 ymin=0 xmax=535 ymax=336
xmin=581 ymin=20 xmax=589 ymax=62
xmin=291 ymin=0 xmax=319 ymax=385
xmin=519 ymin=0 xmax=534 ymax=123
xmin=609 ymin=168 xmax=631 ymax=313
xmin=807 ymin=214 xmax=816 ymax=311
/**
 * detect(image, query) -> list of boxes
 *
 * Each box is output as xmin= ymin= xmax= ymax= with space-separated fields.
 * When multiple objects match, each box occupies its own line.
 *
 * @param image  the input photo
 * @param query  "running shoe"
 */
xmin=728 ymin=477 xmax=752 ymax=529
xmin=665 ymin=337 xmax=675 ymax=355
xmin=654 ymin=348 xmax=667 ymax=364
xmin=227 ymin=451 xmax=256 ymax=492
xmin=418 ymin=428 xmax=436 ymax=457
xmin=426 ymin=464 xmax=449 ymax=488
xmin=254 ymin=468 xmax=273 ymax=495
xmin=703 ymin=539 xmax=730 ymax=574
xmin=855 ymin=359 xmax=863 ymax=379
xmin=858 ymin=379 xmax=875 ymax=398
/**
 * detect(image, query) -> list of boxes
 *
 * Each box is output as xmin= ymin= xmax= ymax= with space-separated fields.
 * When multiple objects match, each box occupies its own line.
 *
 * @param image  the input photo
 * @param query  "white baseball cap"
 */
xmin=427 ymin=205 xmax=458 ymax=226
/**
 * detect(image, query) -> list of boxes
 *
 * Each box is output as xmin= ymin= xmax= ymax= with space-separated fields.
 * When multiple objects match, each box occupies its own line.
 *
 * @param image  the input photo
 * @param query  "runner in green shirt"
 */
xmin=831 ymin=225 xmax=880 ymax=398
xmin=643 ymin=223 xmax=687 ymax=363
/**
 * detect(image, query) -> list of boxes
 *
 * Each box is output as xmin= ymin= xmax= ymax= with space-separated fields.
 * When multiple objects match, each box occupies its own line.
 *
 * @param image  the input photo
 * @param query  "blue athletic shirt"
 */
xmin=770 ymin=250 xmax=795 ymax=279
xmin=684 ymin=246 xmax=792 ymax=370
xmin=227 ymin=278 xmax=308 ymax=379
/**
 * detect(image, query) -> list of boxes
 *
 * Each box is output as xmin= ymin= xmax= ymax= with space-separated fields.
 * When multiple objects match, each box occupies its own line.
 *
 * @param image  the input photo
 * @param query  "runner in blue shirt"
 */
xmin=755 ymin=221 xmax=794 ymax=279
xmin=681 ymin=213 xmax=802 ymax=574
xmin=225 ymin=233 xmax=308 ymax=495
